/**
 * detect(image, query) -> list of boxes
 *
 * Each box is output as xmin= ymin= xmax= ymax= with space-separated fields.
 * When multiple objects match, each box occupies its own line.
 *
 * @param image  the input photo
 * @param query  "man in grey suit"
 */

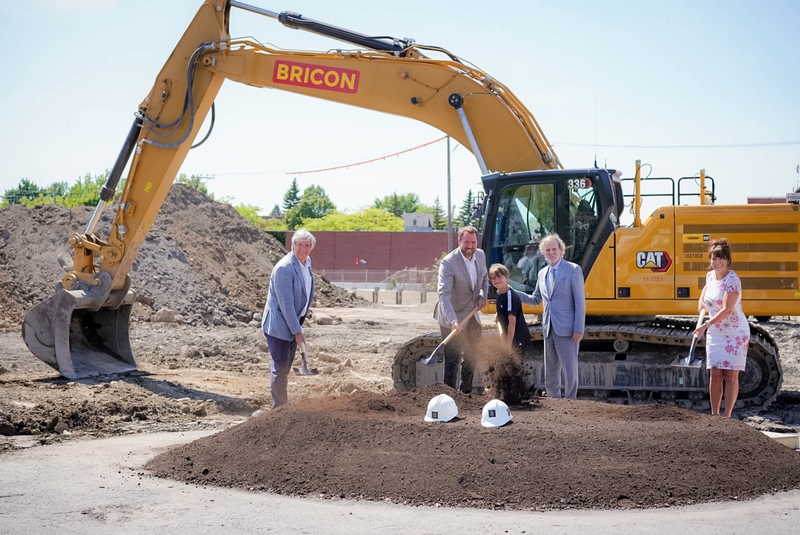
xmin=434 ymin=226 xmax=489 ymax=393
xmin=261 ymin=229 xmax=316 ymax=408
xmin=520 ymin=233 xmax=585 ymax=399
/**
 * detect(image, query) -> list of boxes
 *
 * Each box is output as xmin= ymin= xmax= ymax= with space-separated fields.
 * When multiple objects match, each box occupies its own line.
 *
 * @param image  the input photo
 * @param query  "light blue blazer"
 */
xmin=261 ymin=252 xmax=314 ymax=341
xmin=520 ymin=259 xmax=586 ymax=338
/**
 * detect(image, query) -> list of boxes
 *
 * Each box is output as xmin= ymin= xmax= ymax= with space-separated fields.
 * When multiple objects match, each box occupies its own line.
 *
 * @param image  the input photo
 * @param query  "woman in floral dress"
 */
xmin=692 ymin=238 xmax=749 ymax=417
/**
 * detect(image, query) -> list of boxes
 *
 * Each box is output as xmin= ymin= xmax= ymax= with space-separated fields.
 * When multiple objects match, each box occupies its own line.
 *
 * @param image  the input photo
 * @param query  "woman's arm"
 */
xmin=697 ymin=285 xmax=707 ymax=314
xmin=695 ymin=290 xmax=739 ymax=336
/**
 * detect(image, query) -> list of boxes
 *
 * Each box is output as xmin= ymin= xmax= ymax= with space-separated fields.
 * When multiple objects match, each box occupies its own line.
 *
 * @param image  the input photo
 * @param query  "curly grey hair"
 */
xmin=291 ymin=229 xmax=316 ymax=249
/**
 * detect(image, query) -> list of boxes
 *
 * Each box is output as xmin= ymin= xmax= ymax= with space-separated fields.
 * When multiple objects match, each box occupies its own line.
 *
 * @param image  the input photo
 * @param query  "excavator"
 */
xmin=22 ymin=0 xmax=800 ymax=412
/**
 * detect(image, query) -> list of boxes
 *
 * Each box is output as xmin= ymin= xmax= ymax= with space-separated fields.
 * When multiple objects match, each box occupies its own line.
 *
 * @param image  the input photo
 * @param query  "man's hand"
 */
xmin=294 ymin=332 xmax=305 ymax=345
xmin=572 ymin=332 xmax=583 ymax=344
xmin=451 ymin=321 xmax=462 ymax=334
xmin=477 ymin=297 xmax=487 ymax=310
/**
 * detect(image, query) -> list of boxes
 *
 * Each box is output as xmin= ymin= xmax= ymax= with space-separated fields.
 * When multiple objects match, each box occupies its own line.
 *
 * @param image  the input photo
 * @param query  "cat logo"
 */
xmin=636 ymin=251 xmax=672 ymax=273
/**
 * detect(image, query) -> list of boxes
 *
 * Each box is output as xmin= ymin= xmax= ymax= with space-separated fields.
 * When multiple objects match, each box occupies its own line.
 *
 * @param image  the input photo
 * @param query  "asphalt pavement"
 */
xmin=1 ymin=430 xmax=798 ymax=534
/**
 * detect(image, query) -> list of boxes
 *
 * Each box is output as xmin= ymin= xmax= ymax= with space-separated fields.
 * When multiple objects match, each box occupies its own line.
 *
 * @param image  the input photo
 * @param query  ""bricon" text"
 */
xmin=273 ymin=60 xmax=360 ymax=94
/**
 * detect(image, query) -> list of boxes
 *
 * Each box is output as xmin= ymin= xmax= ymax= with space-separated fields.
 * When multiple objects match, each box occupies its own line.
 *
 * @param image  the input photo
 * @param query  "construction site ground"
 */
xmin=1 ymin=185 xmax=800 ymax=530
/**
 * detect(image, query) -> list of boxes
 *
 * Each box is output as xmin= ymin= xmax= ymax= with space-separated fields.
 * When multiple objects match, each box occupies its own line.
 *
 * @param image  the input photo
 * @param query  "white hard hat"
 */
xmin=424 ymin=394 xmax=458 ymax=422
xmin=481 ymin=399 xmax=512 ymax=427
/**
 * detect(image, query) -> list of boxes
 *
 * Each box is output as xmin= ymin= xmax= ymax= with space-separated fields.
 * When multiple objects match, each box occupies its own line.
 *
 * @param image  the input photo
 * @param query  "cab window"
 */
xmin=488 ymin=183 xmax=554 ymax=292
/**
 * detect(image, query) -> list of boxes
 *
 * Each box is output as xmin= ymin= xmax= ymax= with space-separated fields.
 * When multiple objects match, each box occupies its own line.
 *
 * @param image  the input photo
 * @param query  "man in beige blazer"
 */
xmin=434 ymin=226 xmax=489 ymax=393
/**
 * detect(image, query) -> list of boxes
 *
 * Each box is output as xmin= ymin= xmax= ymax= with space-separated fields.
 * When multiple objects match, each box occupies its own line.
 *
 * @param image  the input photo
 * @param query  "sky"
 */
xmin=2 ymin=0 xmax=799 ymax=225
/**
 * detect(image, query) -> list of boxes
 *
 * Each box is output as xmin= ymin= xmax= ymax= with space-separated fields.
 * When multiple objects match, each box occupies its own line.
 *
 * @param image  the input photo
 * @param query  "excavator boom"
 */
xmin=22 ymin=0 xmax=559 ymax=379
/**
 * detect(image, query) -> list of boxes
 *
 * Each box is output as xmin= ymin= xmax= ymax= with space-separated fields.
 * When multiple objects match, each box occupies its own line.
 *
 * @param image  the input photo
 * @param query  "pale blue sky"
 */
xmin=2 ymin=0 xmax=799 ymax=223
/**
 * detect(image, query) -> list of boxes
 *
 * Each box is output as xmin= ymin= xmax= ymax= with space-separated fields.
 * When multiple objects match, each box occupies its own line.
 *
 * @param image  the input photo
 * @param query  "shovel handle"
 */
xmin=445 ymin=303 xmax=483 ymax=340
xmin=693 ymin=310 xmax=707 ymax=334
xmin=425 ymin=303 xmax=484 ymax=365
xmin=439 ymin=327 xmax=460 ymax=346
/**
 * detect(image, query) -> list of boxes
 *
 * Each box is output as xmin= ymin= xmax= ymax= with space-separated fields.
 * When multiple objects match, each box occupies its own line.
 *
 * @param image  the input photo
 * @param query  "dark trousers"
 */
xmin=439 ymin=317 xmax=482 ymax=393
xmin=265 ymin=334 xmax=297 ymax=409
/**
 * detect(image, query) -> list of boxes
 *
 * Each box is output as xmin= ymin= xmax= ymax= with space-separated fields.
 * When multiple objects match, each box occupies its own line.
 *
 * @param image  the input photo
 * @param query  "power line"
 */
xmin=285 ymin=136 xmax=447 ymax=175
xmin=202 ymin=137 xmax=799 ymax=177
xmin=555 ymin=140 xmax=800 ymax=149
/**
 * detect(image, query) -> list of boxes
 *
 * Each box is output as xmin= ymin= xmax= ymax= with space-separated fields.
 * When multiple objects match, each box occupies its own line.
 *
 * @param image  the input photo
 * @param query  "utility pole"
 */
xmin=446 ymin=136 xmax=453 ymax=251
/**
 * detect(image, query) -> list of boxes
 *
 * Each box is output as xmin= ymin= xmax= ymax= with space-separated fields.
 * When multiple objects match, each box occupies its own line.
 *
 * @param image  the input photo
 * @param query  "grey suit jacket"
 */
xmin=434 ymin=248 xmax=489 ymax=328
xmin=261 ymin=252 xmax=314 ymax=341
xmin=520 ymin=259 xmax=586 ymax=338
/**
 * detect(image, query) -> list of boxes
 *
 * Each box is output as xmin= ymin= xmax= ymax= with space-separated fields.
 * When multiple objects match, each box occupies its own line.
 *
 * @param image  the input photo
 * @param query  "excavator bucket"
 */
xmin=22 ymin=273 xmax=137 ymax=380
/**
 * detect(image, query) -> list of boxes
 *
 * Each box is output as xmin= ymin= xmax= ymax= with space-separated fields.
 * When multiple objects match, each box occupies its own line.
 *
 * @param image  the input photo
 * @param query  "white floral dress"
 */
xmin=702 ymin=270 xmax=749 ymax=371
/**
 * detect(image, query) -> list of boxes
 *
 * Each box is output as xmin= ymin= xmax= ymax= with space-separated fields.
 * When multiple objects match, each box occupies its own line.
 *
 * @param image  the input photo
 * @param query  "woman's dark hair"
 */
xmin=708 ymin=237 xmax=732 ymax=266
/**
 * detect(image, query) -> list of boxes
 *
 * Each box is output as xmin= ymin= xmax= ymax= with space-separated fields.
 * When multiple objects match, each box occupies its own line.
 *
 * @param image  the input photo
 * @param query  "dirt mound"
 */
xmin=147 ymin=384 xmax=800 ymax=511
xmin=0 ymin=184 xmax=363 ymax=330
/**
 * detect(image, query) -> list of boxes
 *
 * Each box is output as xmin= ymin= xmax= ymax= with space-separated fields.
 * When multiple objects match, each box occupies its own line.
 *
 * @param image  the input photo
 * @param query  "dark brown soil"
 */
xmin=146 ymin=384 xmax=800 ymax=511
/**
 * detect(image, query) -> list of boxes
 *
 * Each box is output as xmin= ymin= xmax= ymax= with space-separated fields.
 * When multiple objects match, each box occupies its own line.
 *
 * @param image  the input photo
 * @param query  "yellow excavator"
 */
xmin=22 ymin=0 xmax=800 ymax=412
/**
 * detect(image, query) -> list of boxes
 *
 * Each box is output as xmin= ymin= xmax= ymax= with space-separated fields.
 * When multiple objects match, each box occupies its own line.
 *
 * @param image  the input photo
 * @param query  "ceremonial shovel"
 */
xmin=420 ymin=304 xmax=483 ymax=367
xmin=293 ymin=342 xmax=319 ymax=375
xmin=671 ymin=311 xmax=706 ymax=368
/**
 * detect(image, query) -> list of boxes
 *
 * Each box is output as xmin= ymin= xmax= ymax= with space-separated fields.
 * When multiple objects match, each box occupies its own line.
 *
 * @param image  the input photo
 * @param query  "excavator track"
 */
xmin=392 ymin=317 xmax=782 ymax=412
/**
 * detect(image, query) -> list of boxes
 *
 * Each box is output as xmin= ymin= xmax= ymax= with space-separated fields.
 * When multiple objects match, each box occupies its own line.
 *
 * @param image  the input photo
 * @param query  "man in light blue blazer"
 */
xmin=434 ymin=226 xmax=489 ymax=393
xmin=520 ymin=233 xmax=585 ymax=399
xmin=261 ymin=229 xmax=316 ymax=408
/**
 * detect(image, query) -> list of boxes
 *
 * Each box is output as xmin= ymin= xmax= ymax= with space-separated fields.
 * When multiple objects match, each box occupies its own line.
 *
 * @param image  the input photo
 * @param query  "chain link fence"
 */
xmin=320 ymin=268 xmax=436 ymax=291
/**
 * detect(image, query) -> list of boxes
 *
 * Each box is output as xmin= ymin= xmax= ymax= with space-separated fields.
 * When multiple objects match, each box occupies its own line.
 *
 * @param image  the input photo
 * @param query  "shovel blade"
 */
xmin=420 ymin=342 xmax=445 ymax=367
xmin=22 ymin=285 xmax=137 ymax=380
xmin=671 ymin=335 xmax=702 ymax=368
xmin=294 ymin=347 xmax=318 ymax=375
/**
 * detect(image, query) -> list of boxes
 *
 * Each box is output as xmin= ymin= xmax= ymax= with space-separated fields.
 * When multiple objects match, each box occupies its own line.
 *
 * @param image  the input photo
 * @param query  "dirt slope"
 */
xmin=0 ymin=184 xmax=361 ymax=330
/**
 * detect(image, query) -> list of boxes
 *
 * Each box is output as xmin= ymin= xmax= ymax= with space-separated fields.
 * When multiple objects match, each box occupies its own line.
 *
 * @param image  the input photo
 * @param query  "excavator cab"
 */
xmin=482 ymin=168 xmax=619 ymax=297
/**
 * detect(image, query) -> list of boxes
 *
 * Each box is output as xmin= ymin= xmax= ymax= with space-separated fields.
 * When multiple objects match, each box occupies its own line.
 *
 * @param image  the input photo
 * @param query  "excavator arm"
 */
xmin=22 ymin=0 xmax=560 ymax=379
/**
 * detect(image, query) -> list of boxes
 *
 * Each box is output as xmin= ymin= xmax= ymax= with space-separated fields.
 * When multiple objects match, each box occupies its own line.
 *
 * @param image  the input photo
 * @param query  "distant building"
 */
xmin=403 ymin=213 xmax=433 ymax=232
xmin=747 ymin=197 xmax=787 ymax=204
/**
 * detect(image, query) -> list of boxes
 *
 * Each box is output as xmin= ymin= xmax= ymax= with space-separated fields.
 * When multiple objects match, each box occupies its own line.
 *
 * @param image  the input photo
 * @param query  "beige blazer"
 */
xmin=434 ymin=248 xmax=489 ymax=328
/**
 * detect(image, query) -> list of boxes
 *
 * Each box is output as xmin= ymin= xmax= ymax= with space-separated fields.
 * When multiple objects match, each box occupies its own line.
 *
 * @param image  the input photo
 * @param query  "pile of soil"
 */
xmin=147 ymin=384 xmax=800 ymax=511
xmin=0 ymin=184 xmax=363 ymax=330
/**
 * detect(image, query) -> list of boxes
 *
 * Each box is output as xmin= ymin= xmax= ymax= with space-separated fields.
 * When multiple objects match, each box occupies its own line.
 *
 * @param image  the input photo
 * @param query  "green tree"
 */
xmin=302 ymin=208 xmax=403 ymax=231
xmin=19 ymin=180 xmax=72 ymax=207
xmin=374 ymin=192 xmax=421 ymax=217
xmin=3 ymin=178 xmax=44 ymax=204
xmin=174 ymin=173 xmax=211 ymax=196
xmin=458 ymin=189 xmax=475 ymax=226
xmin=431 ymin=196 xmax=446 ymax=230
xmin=269 ymin=204 xmax=282 ymax=217
xmin=64 ymin=171 xmax=112 ymax=207
xmin=282 ymin=178 xmax=301 ymax=211
xmin=234 ymin=204 xmax=264 ymax=227
xmin=50 ymin=181 xmax=70 ymax=198
xmin=233 ymin=204 xmax=289 ymax=231
xmin=284 ymin=184 xmax=336 ymax=230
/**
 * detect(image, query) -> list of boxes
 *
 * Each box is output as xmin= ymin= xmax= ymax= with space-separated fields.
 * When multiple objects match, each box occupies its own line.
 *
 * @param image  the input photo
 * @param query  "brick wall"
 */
xmin=286 ymin=231 xmax=459 ymax=270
